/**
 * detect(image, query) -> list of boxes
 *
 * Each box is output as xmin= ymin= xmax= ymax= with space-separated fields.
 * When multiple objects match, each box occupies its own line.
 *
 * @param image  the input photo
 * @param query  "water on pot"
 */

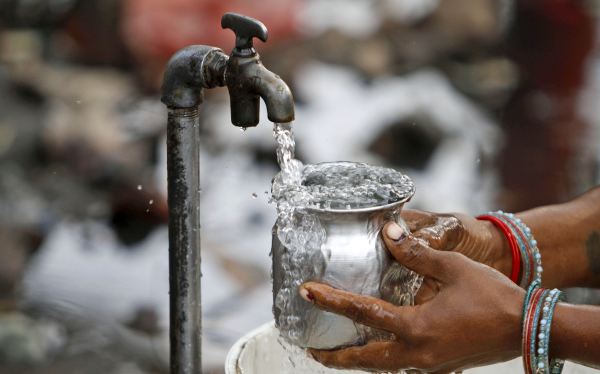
xmin=271 ymin=123 xmax=415 ymax=349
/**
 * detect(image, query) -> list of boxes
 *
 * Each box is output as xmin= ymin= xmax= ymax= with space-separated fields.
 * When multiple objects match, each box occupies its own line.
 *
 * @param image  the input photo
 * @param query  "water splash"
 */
xmin=271 ymin=123 xmax=418 ymax=352
xmin=271 ymin=123 xmax=318 ymax=346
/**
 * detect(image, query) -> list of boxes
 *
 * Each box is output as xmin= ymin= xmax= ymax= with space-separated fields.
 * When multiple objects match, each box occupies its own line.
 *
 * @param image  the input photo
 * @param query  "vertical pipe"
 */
xmin=166 ymin=107 xmax=202 ymax=373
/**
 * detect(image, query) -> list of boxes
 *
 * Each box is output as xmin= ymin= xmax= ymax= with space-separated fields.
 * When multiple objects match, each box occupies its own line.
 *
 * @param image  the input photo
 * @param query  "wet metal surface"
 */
xmin=161 ymin=46 xmax=228 ymax=109
xmin=222 ymin=12 xmax=295 ymax=127
xmin=272 ymin=198 xmax=420 ymax=349
xmin=166 ymin=108 xmax=202 ymax=373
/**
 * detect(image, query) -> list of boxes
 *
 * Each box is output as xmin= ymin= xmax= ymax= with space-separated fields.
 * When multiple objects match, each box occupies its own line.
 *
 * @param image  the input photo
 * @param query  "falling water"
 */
xmin=271 ymin=123 xmax=321 ymax=350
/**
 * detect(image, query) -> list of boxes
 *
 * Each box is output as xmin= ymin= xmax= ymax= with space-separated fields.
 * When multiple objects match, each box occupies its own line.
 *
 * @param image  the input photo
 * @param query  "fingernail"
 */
xmin=299 ymin=287 xmax=315 ymax=302
xmin=386 ymin=222 xmax=406 ymax=241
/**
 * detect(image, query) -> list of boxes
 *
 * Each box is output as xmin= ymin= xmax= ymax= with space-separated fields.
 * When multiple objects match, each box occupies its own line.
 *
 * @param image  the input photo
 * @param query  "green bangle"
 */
xmin=522 ymin=279 xmax=541 ymax=328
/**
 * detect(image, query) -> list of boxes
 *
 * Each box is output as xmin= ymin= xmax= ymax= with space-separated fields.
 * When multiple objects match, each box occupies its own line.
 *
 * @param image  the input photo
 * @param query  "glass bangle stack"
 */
xmin=478 ymin=210 xmax=563 ymax=374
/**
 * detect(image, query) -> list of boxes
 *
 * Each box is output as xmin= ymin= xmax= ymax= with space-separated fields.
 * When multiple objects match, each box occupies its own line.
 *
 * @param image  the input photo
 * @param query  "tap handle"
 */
xmin=221 ymin=13 xmax=268 ymax=54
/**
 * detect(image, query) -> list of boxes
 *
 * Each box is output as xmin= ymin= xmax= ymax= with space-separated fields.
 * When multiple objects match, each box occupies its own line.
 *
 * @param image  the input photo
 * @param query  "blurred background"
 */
xmin=0 ymin=0 xmax=599 ymax=373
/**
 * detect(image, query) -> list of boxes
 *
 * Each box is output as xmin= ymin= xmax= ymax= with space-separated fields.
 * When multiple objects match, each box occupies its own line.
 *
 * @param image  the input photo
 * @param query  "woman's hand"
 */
xmin=402 ymin=210 xmax=512 ymax=277
xmin=300 ymin=222 xmax=525 ymax=373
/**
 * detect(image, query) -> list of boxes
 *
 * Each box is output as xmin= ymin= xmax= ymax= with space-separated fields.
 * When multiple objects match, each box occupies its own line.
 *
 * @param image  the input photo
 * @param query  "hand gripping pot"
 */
xmin=272 ymin=168 xmax=420 ymax=349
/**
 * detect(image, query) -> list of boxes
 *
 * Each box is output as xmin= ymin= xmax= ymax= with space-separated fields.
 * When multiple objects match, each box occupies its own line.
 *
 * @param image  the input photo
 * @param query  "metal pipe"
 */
xmin=161 ymin=13 xmax=295 ymax=374
xmin=166 ymin=107 xmax=202 ymax=374
xmin=161 ymin=46 xmax=228 ymax=109
xmin=162 ymin=46 xmax=228 ymax=374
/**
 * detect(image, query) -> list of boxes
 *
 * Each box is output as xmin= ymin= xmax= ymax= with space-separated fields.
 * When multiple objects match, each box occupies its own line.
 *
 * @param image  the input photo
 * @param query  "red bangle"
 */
xmin=477 ymin=214 xmax=521 ymax=284
xmin=522 ymin=288 xmax=545 ymax=374
xmin=503 ymin=218 xmax=535 ymax=286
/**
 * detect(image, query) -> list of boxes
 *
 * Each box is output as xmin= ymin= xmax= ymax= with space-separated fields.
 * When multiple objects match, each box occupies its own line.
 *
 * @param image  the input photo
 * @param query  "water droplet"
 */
xmin=476 ymin=158 xmax=481 ymax=163
xmin=240 ymin=127 xmax=247 ymax=132
xmin=137 ymin=185 xmax=143 ymax=190
xmin=145 ymin=208 xmax=150 ymax=213
xmin=149 ymin=199 xmax=154 ymax=205
xmin=75 ymin=99 xmax=81 ymax=104
xmin=251 ymin=193 xmax=258 ymax=199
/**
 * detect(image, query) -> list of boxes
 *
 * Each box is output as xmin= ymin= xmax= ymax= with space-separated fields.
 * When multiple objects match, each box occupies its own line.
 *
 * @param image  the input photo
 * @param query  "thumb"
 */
xmin=383 ymin=221 xmax=452 ymax=280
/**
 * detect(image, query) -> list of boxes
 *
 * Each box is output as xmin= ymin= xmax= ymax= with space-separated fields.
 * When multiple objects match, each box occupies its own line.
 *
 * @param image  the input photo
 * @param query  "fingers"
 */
xmin=299 ymin=282 xmax=410 ymax=334
xmin=411 ymin=214 xmax=463 ymax=251
xmin=311 ymin=342 xmax=456 ymax=373
xmin=414 ymin=277 xmax=440 ymax=304
xmin=310 ymin=341 xmax=407 ymax=372
xmin=383 ymin=222 xmax=455 ymax=281
xmin=401 ymin=209 xmax=437 ymax=232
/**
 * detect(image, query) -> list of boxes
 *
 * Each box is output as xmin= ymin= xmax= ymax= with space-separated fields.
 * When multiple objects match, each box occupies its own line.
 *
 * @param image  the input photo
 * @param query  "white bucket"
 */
xmin=225 ymin=322 xmax=362 ymax=374
xmin=225 ymin=322 xmax=595 ymax=374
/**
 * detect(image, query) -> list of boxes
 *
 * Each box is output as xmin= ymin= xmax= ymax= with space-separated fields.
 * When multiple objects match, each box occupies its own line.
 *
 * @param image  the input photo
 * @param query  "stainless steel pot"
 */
xmin=272 ymin=187 xmax=420 ymax=349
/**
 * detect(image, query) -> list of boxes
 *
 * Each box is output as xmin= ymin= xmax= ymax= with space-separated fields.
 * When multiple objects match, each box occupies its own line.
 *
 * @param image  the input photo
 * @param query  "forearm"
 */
xmin=516 ymin=187 xmax=600 ymax=288
xmin=551 ymin=302 xmax=600 ymax=368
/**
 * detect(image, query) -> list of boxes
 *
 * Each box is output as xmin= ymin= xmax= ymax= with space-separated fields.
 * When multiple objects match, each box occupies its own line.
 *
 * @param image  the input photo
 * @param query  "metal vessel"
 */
xmin=272 ymin=174 xmax=420 ymax=349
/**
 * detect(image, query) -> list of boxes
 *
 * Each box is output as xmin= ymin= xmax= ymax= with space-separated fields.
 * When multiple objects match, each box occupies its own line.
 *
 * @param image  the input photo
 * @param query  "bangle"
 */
xmin=521 ymin=285 xmax=565 ymax=374
xmin=522 ymin=286 xmax=542 ymax=374
xmin=479 ymin=211 xmax=543 ymax=288
xmin=522 ymin=279 xmax=542 ymax=328
xmin=477 ymin=214 xmax=521 ymax=284
xmin=494 ymin=211 xmax=542 ymax=286
xmin=537 ymin=289 xmax=565 ymax=374
xmin=490 ymin=213 xmax=532 ymax=287
xmin=524 ymin=288 xmax=550 ymax=374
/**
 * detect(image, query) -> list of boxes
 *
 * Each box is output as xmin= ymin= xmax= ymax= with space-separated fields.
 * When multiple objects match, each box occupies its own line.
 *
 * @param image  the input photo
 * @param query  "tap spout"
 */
xmin=254 ymin=64 xmax=295 ymax=124
xmin=226 ymin=55 xmax=295 ymax=127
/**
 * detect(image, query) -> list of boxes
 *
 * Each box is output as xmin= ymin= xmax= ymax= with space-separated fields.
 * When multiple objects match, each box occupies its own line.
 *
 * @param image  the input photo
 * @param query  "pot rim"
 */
xmin=295 ymin=161 xmax=415 ymax=215
xmin=304 ymin=194 xmax=413 ymax=214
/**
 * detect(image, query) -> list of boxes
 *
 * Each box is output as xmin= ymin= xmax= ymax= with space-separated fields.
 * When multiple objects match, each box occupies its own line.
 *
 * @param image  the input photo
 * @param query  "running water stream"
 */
xmin=271 ymin=123 xmax=322 ymax=348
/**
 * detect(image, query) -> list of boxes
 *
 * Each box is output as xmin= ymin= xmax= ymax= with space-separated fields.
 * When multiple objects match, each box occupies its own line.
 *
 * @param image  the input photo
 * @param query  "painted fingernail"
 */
xmin=386 ymin=222 xmax=406 ymax=241
xmin=299 ymin=287 xmax=315 ymax=302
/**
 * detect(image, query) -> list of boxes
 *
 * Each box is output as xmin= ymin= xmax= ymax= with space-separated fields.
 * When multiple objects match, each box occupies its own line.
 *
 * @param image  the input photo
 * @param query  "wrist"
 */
xmin=550 ymin=302 xmax=600 ymax=366
xmin=504 ymin=287 xmax=527 ymax=354
xmin=549 ymin=302 xmax=572 ymax=360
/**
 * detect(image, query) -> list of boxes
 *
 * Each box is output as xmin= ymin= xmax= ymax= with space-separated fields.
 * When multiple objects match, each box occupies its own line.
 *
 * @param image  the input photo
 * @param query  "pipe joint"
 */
xmin=161 ymin=46 xmax=228 ymax=109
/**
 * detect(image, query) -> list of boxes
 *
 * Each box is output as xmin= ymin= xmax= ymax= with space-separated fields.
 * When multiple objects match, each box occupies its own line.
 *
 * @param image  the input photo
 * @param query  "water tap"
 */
xmin=161 ymin=12 xmax=295 ymax=127
xmin=160 ymin=12 xmax=295 ymax=373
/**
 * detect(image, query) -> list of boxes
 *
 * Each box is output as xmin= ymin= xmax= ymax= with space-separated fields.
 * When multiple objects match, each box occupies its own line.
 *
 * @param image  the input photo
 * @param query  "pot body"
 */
xmin=272 ymin=201 xmax=421 ymax=349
